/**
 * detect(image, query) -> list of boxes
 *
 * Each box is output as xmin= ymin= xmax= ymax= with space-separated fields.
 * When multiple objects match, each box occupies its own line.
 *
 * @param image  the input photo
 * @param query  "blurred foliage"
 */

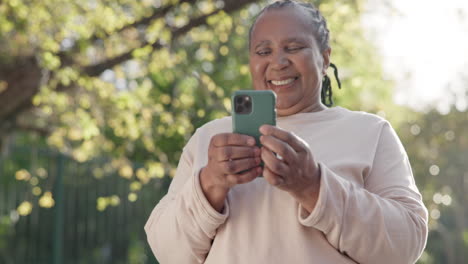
xmin=397 ymin=105 xmax=468 ymax=264
xmin=0 ymin=0 xmax=465 ymax=263
xmin=0 ymin=0 xmax=392 ymax=166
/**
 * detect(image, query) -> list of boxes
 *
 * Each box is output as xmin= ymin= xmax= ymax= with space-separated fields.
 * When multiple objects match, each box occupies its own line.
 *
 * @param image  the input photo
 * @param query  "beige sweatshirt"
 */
xmin=145 ymin=107 xmax=428 ymax=264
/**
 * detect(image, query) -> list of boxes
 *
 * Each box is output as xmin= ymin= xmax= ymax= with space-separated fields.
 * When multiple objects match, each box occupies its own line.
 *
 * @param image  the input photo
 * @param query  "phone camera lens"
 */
xmin=236 ymin=105 xmax=244 ymax=113
xmin=234 ymin=95 xmax=252 ymax=114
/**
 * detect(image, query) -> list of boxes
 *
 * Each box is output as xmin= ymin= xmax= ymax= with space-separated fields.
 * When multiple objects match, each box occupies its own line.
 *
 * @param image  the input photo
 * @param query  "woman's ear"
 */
xmin=322 ymin=48 xmax=331 ymax=75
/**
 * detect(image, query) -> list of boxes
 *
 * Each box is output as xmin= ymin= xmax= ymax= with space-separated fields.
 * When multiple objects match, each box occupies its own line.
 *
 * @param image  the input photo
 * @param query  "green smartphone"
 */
xmin=232 ymin=90 xmax=277 ymax=146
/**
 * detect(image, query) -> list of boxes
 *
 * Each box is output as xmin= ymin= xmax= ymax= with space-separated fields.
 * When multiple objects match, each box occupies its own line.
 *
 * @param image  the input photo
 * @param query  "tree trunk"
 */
xmin=0 ymin=56 xmax=42 ymax=150
xmin=0 ymin=56 xmax=41 ymax=122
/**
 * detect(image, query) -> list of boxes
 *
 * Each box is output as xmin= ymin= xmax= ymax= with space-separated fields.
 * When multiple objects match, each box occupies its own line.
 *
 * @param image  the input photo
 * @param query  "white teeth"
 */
xmin=271 ymin=78 xmax=296 ymax=86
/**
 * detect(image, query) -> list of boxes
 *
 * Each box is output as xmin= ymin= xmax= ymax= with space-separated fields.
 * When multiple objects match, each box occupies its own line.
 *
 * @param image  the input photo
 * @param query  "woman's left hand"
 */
xmin=259 ymin=125 xmax=321 ymax=213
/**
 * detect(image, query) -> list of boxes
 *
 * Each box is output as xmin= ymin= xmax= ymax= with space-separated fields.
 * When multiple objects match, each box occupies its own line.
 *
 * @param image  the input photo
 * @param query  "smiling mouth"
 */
xmin=268 ymin=77 xmax=299 ymax=86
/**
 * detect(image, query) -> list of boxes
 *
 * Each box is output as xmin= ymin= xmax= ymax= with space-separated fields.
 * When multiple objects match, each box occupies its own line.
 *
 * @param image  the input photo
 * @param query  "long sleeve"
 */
xmin=298 ymin=121 xmax=428 ymax=264
xmin=144 ymin=133 xmax=229 ymax=264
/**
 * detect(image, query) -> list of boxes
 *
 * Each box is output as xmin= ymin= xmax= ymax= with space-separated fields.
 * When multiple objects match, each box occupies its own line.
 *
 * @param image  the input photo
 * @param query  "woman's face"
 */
xmin=249 ymin=7 xmax=330 ymax=116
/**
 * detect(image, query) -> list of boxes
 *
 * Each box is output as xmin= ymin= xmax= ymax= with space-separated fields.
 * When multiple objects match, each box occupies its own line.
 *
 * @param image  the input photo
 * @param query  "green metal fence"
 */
xmin=0 ymin=145 xmax=168 ymax=264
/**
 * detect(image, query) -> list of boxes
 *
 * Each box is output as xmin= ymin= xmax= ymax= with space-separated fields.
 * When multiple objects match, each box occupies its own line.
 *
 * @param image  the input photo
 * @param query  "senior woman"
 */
xmin=145 ymin=1 xmax=428 ymax=263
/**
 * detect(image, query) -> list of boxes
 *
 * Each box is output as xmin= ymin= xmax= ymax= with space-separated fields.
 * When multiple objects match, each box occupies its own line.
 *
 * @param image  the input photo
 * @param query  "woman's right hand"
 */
xmin=200 ymin=133 xmax=262 ymax=212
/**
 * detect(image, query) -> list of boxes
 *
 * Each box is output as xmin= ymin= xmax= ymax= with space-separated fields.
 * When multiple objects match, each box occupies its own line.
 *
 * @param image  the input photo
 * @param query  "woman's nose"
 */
xmin=271 ymin=51 xmax=290 ymax=70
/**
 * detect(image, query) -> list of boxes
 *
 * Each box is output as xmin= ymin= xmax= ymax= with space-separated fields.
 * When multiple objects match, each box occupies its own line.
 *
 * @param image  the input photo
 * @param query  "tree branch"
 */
xmin=82 ymin=41 xmax=162 ymax=76
xmin=59 ymin=0 xmax=197 ymax=66
xmin=81 ymin=6 xmax=215 ymax=77
xmin=82 ymin=0 xmax=256 ymax=77
xmin=114 ymin=0 xmax=197 ymax=38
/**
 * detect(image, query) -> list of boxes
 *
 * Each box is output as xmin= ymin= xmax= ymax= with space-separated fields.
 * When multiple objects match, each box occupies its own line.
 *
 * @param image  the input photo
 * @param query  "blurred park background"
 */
xmin=0 ymin=0 xmax=466 ymax=263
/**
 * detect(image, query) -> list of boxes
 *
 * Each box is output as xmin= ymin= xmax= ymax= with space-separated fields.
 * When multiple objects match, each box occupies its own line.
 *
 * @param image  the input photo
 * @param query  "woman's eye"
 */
xmin=256 ymin=50 xmax=271 ymax=56
xmin=286 ymin=46 xmax=303 ymax=52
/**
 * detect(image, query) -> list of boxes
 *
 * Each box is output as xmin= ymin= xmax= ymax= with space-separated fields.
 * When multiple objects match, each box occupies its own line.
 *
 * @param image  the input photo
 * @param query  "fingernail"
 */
xmin=259 ymin=126 xmax=267 ymax=134
xmin=248 ymin=138 xmax=255 ymax=146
